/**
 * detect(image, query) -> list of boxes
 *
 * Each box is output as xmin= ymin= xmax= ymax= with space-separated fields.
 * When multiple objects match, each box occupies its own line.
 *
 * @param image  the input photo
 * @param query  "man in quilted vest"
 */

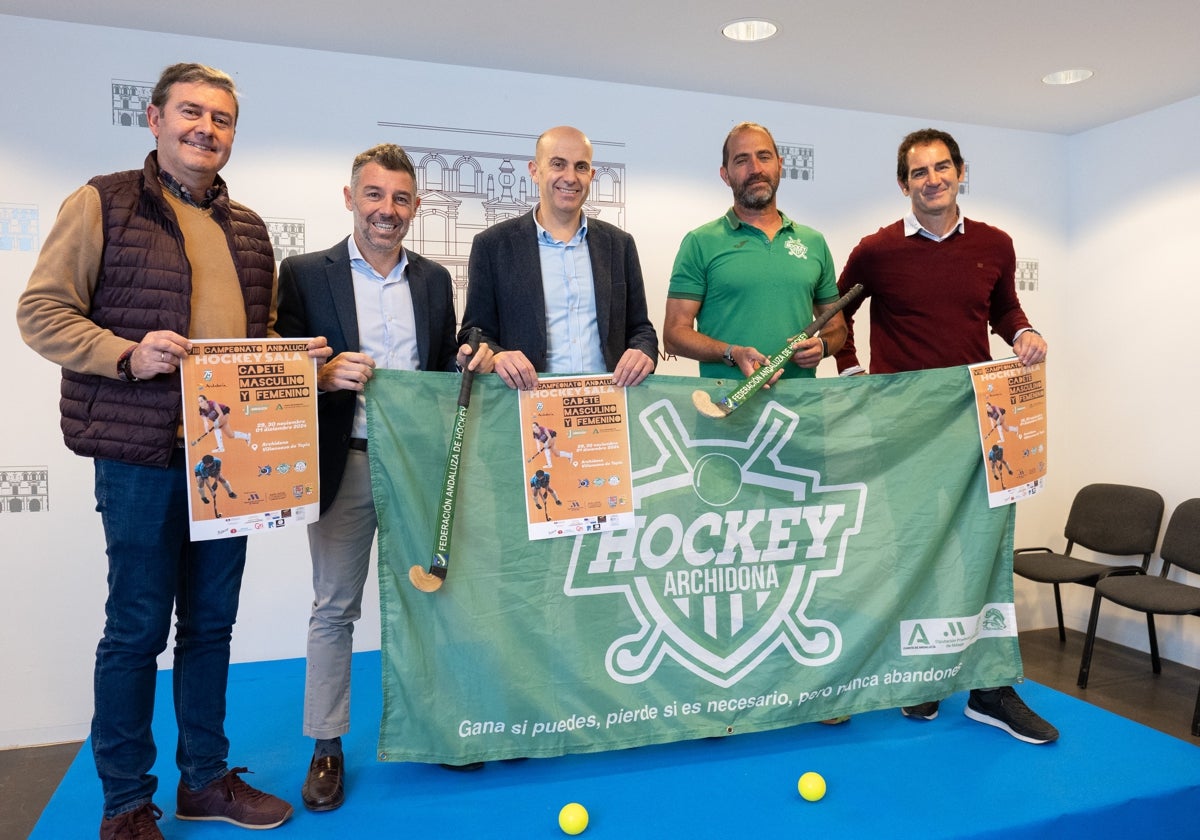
xmin=18 ymin=62 xmax=328 ymax=838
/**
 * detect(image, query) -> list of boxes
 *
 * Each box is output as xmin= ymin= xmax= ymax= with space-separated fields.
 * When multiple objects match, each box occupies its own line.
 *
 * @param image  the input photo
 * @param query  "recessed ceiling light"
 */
xmin=722 ymin=18 xmax=779 ymax=42
xmin=1042 ymin=68 xmax=1094 ymax=86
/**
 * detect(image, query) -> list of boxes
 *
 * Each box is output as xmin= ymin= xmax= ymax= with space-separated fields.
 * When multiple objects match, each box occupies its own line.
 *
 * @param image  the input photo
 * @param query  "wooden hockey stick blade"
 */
xmin=409 ymin=564 xmax=445 ymax=592
xmin=692 ymin=389 xmax=731 ymax=418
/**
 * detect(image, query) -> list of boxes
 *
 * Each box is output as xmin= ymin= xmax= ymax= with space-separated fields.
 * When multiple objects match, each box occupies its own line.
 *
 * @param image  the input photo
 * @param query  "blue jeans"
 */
xmin=91 ymin=449 xmax=247 ymax=818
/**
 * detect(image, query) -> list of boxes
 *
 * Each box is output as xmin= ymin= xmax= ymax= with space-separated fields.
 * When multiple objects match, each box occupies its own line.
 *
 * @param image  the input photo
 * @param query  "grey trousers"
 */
xmin=303 ymin=449 xmax=377 ymax=738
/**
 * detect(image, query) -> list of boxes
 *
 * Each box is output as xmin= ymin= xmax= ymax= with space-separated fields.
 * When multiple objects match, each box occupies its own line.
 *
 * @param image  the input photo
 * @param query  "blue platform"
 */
xmin=35 ymin=652 xmax=1200 ymax=838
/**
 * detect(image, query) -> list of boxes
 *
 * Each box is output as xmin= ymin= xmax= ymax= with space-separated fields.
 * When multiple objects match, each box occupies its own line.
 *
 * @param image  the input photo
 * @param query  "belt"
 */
xmin=349 ymin=438 xmax=368 ymax=452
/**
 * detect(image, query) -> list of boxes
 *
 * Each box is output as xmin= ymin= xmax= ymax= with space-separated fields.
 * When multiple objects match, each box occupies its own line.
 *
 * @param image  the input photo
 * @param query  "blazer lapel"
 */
xmin=518 ymin=213 xmax=549 ymax=352
xmin=326 ymin=238 xmax=360 ymax=352
xmin=407 ymin=252 xmax=433 ymax=370
xmin=587 ymin=221 xmax=612 ymax=345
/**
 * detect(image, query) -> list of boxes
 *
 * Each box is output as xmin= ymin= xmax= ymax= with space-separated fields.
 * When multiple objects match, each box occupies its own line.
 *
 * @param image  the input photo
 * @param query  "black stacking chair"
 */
xmin=1013 ymin=483 xmax=1164 ymax=641
xmin=1076 ymin=498 xmax=1200 ymax=736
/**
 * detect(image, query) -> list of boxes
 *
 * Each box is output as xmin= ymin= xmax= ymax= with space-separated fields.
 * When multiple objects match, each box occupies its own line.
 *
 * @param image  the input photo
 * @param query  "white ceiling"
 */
xmin=4 ymin=0 xmax=1199 ymax=135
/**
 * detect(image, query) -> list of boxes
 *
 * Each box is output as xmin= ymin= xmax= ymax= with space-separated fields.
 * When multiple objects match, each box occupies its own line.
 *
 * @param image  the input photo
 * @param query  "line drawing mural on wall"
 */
xmin=0 ymin=467 xmax=49 ymax=513
xmin=112 ymin=79 xmax=152 ymax=128
xmin=265 ymin=218 xmax=305 ymax=263
xmin=777 ymin=142 xmax=814 ymax=181
xmin=0 ymin=204 xmax=39 ymax=252
xmin=1016 ymin=258 xmax=1039 ymax=292
xmin=379 ymin=123 xmax=627 ymax=322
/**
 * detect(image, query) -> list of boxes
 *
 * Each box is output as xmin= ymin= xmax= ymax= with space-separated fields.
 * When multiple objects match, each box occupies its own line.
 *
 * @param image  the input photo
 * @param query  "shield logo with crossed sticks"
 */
xmin=566 ymin=398 xmax=866 ymax=689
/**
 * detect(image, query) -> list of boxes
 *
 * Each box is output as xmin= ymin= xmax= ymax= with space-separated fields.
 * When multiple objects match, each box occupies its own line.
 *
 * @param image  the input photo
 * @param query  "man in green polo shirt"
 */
xmin=664 ymin=122 xmax=845 ymax=381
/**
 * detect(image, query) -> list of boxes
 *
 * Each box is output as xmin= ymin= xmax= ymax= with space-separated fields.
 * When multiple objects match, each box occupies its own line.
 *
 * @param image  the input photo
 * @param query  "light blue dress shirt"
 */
xmin=348 ymin=236 xmax=419 ymax=438
xmin=535 ymin=209 xmax=605 ymax=374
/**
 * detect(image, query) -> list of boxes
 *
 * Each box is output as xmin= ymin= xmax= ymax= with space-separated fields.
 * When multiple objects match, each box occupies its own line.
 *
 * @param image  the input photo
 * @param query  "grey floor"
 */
xmin=3 ymin=628 xmax=1197 ymax=839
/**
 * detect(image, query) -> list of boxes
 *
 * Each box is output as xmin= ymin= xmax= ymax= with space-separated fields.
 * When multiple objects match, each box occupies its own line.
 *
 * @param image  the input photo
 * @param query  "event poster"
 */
xmin=180 ymin=338 xmax=320 ymax=541
xmin=517 ymin=375 xmax=635 ymax=541
xmin=969 ymin=357 xmax=1048 ymax=507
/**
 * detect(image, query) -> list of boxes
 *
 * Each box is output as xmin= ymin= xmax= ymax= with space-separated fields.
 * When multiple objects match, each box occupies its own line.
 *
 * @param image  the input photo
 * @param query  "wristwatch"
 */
xmin=722 ymin=345 xmax=736 ymax=366
xmin=116 ymin=346 xmax=140 ymax=382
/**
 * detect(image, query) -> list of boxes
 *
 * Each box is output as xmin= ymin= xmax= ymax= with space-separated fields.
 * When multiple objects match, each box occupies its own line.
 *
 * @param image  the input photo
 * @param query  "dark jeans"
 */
xmin=91 ymin=449 xmax=247 ymax=817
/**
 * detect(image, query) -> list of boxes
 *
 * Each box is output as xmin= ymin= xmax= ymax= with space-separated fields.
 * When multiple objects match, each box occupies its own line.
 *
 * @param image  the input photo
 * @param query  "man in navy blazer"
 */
xmin=276 ymin=144 xmax=493 ymax=812
xmin=276 ymin=238 xmax=459 ymax=510
xmin=460 ymin=125 xmax=658 ymax=390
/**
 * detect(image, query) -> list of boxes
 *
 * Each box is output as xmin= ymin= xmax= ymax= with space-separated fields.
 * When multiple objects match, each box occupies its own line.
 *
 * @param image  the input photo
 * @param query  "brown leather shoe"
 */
xmin=301 ymin=753 xmax=345 ymax=812
xmin=176 ymin=767 xmax=293 ymax=829
xmin=99 ymin=803 xmax=164 ymax=839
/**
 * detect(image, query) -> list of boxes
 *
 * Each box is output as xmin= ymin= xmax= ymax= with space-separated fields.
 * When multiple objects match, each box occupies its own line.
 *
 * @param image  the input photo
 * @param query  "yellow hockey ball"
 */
xmin=798 ymin=771 xmax=827 ymax=801
xmin=558 ymin=802 xmax=589 ymax=835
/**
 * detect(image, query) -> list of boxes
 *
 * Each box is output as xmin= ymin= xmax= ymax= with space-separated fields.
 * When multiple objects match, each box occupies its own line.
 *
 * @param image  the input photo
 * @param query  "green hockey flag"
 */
xmin=367 ymin=368 xmax=1021 ymax=764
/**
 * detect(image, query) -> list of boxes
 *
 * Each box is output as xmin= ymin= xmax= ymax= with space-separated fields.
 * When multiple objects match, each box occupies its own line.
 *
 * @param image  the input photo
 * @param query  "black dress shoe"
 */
xmin=301 ymin=754 xmax=345 ymax=812
xmin=439 ymin=761 xmax=485 ymax=772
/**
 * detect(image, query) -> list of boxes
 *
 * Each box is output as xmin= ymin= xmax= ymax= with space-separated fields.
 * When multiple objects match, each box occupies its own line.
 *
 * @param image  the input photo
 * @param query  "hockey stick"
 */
xmin=410 ymin=328 xmax=482 ymax=593
xmin=526 ymin=442 xmax=549 ymax=463
xmin=190 ymin=427 xmax=211 ymax=446
xmin=692 ymin=284 xmax=863 ymax=419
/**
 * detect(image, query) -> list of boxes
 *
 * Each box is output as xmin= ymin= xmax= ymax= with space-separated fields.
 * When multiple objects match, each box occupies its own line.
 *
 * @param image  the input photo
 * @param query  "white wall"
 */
xmin=1019 ymin=95 xmax=1200 ymax=657
xmin=1 ymin=14 xmax=1191 ymax=749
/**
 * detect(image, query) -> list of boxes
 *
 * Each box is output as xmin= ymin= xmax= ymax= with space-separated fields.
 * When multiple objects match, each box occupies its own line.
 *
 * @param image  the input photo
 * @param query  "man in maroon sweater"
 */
xmin=835 ymin=128 xmax=1055 ymax=744
xmin=836 ymin=129 xmax=1046 ymax=375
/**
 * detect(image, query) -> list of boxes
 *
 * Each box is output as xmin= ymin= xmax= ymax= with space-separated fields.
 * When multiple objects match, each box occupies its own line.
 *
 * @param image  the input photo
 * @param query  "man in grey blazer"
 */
xmin=275 ymin=144 xmax=493 ymax=812
xmin=460 ymin=125 xmax=658 ymax=389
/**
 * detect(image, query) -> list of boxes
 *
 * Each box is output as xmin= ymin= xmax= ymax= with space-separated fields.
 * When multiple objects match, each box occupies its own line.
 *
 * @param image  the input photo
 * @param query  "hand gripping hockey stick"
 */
xmin=692 ymin=284 xmax=863 ymax=419
xmin=409 ymin=328 xmax=482 ymax=593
